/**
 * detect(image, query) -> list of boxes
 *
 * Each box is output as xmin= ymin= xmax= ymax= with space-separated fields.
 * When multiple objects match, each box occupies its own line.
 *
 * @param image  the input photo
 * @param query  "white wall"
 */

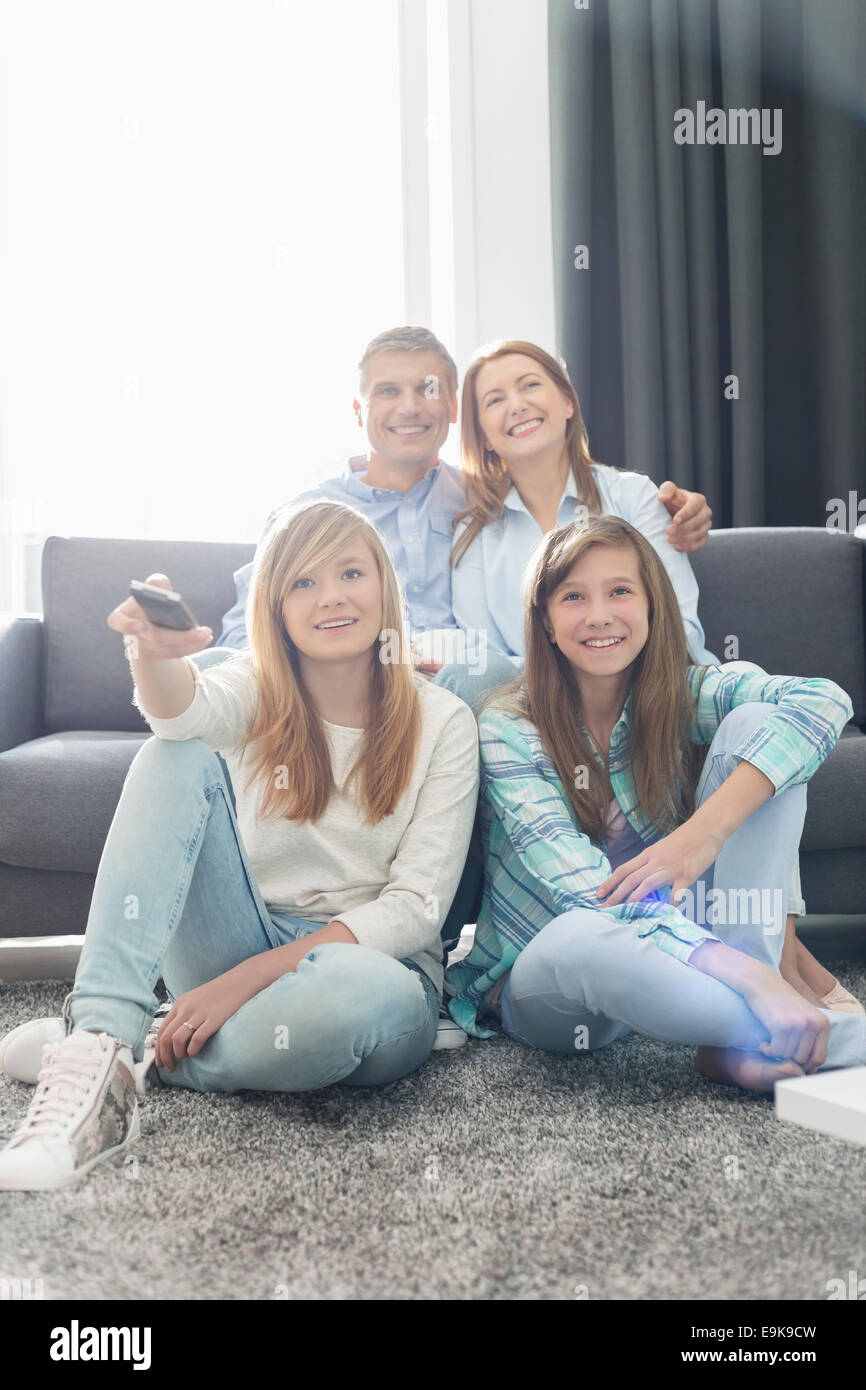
xmin=0 ymin=1 xmax=406 ymax=610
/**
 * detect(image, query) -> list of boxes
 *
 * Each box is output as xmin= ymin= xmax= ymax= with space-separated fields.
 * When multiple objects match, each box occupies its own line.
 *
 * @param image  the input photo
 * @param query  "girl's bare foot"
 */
xmin=779 ymin=965 xmax=824 ymax=1007
xmin=779 ymin=914 xmax=828 ymax=1005
xmin=794 ymin=936 xmax=838 ymax=999
xmin=696 ymin=1045 xmax=806 ymax=1094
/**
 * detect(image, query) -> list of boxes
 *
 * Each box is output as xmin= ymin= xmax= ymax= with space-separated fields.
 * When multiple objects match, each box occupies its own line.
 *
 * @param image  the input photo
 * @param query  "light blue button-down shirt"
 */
xmin=451 ymin=464 xmax=717 ymax=666
xmin=216 ymin=455 xmax=467 ymax=648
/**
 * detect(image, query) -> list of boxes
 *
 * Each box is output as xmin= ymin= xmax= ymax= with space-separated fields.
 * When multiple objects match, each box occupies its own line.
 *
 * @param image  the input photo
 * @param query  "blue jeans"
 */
xmin=67 ymin=736 xmax=439 ymax=1092
xmin=500 ymin=703 xmax=866 ymax=1070
xmin=433 ymin=648 xmax=519 ymax=715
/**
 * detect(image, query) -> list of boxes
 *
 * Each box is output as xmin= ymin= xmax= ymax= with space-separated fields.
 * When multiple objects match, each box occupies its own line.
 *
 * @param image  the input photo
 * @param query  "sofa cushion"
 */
xmin=691 ymin=529 xmax=866 ymax=724
xmin=798 ymin=727 xmax=866 ymax=853
xmin=800 ymin=849 xmax=866 ymax=920
xmin=41 ymin=536 xmax=255 ymax=733
xmin=0 ymin=732 xmax=147 ymax=872
xmin=0 ymin=863 xmax=100 ymax=937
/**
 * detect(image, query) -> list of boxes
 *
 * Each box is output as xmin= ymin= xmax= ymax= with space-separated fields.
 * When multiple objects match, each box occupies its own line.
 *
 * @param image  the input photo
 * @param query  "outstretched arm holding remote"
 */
xmin=106 ymin=573 xmax=214 ymax=718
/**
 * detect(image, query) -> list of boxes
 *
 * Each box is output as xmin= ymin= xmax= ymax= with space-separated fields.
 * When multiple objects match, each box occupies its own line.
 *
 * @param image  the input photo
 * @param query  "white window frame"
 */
xmin=398 ymin=0 xmax=557 ymax=378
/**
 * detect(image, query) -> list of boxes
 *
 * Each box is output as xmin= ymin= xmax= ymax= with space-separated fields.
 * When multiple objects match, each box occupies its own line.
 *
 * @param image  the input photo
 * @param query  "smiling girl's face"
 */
xmin=281 ymin=538 xmax=383 ymax=664
xmin=543 ymin=543 xmax=650 ymax=685
xmin=474 ymin=352 xmax=574 ymax=463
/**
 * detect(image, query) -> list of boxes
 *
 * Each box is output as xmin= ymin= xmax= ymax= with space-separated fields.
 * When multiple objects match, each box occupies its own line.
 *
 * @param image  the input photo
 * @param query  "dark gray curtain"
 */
xmin=549 ymin=0 xmax=866 ymax=527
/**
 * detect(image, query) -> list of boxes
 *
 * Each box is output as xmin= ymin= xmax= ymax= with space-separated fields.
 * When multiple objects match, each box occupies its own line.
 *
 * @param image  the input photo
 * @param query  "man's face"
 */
xmin=354 ymin=350 xmax=457 ymax=471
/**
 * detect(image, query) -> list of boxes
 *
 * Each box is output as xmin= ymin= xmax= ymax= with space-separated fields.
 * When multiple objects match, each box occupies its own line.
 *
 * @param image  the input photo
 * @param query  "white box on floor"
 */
xmin=775 ymin=1067 xmax=866 ymax=1147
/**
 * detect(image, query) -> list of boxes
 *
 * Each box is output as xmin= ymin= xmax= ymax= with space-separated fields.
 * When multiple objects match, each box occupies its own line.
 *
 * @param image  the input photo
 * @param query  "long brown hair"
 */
xmin=242 ymin=499 xmax=421 ymax=825
xmin=452 ymin=340 xmax=609 ymax=566
xmin=491 ymin=515 xmax=710 ymax=844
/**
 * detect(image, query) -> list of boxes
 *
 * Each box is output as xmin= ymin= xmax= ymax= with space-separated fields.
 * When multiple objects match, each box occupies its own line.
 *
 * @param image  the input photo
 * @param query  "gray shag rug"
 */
xmin=2 ymin=970 xmax=866 ymax=1302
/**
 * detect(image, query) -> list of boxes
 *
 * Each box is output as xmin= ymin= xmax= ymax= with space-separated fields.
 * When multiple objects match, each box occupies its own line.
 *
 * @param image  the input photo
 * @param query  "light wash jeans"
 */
xmin=433 ymin=647 xmax=519 ymax=714
xmin=498 ymin=703 xmax=866 ymax=1070
xmin=436 ymin=650 xmax=807 ymax=917
xmin=67 ymin=735 xmax=439 ymax=1092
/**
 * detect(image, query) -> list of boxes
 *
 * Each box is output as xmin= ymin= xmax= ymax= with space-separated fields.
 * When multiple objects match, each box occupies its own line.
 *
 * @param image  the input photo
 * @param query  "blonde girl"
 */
xmin=0 ymin=500 xmax=478 ymax=1189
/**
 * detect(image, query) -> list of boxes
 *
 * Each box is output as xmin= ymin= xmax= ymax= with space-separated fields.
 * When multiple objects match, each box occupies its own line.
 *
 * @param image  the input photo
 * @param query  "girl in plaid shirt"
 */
xmin=445 ymin=515 xmax=866 ymax=1092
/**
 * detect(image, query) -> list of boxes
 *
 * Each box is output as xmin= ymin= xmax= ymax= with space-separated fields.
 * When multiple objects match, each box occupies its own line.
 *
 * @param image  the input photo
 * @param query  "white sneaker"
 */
xmin=137 ymin=1004 xmax=172 ymax=1094
xmin=0 ymin=1030 xmax=139 ymax=1191
xmin=433 ymin=1004 xmax=468 ymax=1050
xmin=1 ymin=1002 xmax=171 ymax=1097
xmin=0 ymin=1017 xmax=66 ymax=1083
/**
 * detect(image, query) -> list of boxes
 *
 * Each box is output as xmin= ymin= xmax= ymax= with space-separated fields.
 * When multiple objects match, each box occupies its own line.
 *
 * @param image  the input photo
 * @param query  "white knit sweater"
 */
xmin=132 ymin=652 xmax=480 ymax=995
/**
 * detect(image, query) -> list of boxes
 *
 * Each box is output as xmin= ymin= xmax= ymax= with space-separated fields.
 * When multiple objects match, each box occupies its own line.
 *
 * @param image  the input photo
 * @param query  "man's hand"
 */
xmin=657 ymin=482 xmax=712 ymax=552
xmin=410 ymin=646 xmax=442 ymax=681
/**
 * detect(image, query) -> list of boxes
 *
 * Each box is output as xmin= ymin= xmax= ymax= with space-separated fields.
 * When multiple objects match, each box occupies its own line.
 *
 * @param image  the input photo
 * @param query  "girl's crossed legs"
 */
xmin=68 ymin=736 xmax=438 ymax=1093
xmin=500 ymin=703 xmax=866 ymax=1086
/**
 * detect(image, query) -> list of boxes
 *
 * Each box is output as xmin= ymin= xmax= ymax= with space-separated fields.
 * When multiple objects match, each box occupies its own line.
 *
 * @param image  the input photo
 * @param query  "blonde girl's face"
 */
xmin=543 ymin=543 xmax=650 ymax=681
xmin=281 ymin=537 xmax=384 ymax=664
xmin=474 ymin=353 xmax=574 ymax=463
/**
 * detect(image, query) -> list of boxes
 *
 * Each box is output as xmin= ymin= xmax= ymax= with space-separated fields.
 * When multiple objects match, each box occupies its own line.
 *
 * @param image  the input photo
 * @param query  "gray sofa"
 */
xmin=1 ymin=529 xmax=865 ymax=954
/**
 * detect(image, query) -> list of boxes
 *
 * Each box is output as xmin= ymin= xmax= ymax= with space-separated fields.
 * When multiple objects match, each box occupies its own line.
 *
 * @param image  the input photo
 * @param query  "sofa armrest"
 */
xmin=0 ymin=614 xmax=45 ymax=752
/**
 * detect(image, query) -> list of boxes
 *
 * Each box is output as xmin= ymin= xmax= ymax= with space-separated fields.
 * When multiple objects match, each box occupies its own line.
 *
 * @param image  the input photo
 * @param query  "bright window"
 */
xmin=0 ymin=0 xmax=404 ymax=610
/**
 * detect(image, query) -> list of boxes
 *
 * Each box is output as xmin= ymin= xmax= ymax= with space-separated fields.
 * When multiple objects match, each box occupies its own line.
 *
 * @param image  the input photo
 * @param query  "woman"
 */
xmin=0 ymin=500 xmax=479 ymax=1190
xmin=450 ymin=338 xmax=713 ymax=669
xmin=444 ymin=337 xmax=858 ymax=1015
xmin=445 ymin=515 xmax=865 ymax=1091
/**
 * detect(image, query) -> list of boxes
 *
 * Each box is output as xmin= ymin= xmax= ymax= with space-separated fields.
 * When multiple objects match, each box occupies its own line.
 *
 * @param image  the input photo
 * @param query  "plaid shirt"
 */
xmin=445 ymin=665 xmax=854 ymax=1037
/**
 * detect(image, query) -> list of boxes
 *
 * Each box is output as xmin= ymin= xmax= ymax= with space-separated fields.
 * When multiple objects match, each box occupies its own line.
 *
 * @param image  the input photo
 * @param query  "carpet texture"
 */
xmin=2 ymin=971 xmax=865 ymax=1302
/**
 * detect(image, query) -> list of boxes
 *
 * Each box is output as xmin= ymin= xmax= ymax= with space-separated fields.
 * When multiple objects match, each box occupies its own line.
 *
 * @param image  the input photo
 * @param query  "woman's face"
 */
xmin=281 ymin=537 xmax=384 ymax=665
xmin=543 ymin=543 xmax=650 ymax=683
xmin=474 ymin=353 xmax=574 ymax=464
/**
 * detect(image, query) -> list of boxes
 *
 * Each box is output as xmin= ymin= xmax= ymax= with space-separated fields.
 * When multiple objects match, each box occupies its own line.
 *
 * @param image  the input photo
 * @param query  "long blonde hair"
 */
xmin=242 ymin=499 xmax=421 ymax=825
xmin=452 ymin=339 xmax=608 ymax=566
xmin=492 ymin=515 xmax=710 ymax=844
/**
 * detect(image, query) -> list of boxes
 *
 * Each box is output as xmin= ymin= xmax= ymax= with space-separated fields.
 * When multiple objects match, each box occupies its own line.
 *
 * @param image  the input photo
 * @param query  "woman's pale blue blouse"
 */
xmin=451 ymin=464 xmax=717 ymax=666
